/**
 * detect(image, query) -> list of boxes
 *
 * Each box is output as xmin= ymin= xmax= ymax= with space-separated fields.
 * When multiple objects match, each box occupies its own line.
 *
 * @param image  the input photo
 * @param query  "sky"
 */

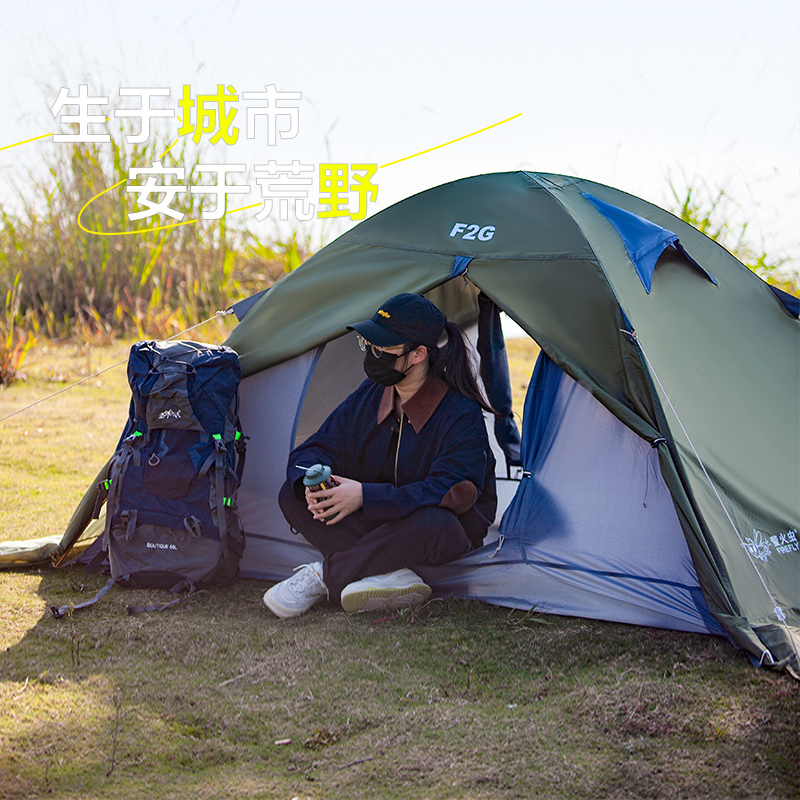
xmin=0 ymin=0 xmax=798 ymax=267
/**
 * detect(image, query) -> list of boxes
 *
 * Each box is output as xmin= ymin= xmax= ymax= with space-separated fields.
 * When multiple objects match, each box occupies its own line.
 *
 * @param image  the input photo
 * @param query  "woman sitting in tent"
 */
xmin=263 ymin=293 xmax=497 ymax=617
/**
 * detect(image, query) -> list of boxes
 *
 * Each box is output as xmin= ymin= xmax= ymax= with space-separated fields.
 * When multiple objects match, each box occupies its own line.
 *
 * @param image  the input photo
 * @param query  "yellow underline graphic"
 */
xmin=4 ymin=112 xmax=522 ymax=233
xmin=0 ymin=117 xmax=115 ymax=152
xmin=0 ymin=131 xmax=54 ymax=152
xmin=78 ymin=184 xmax=261 ymax=237
xmin=76 ymin=120 xmax=262 ymax=236
xmin=379 ymin=113 xmax=522 ymax=169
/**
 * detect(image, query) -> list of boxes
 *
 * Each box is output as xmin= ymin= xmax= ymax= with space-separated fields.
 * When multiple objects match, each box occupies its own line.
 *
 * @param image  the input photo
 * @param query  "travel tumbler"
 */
xmin=299 ymin=464 xmax=339 ymax=492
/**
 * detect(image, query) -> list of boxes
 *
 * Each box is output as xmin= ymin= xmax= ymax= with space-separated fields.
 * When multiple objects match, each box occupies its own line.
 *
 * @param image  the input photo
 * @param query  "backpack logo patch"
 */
xmin=158 ymin=408 xmax=182 ymax=420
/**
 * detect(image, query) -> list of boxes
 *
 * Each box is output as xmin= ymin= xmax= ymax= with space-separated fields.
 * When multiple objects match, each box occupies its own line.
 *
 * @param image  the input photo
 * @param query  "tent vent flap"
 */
xmin=583 ymin=193 xmax=718 ymax=294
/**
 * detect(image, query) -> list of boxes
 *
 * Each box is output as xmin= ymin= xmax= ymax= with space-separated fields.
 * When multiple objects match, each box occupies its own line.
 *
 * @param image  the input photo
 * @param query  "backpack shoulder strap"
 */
xmin=51 ymin=576 xmax=117 ymax=618
xmin=125 ymin=580 xmax=195 ymax=614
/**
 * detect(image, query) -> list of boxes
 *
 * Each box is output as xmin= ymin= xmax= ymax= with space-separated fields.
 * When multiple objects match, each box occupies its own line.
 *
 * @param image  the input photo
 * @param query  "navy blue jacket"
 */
xmin=287 ymin=375 xmax=497 ymax=546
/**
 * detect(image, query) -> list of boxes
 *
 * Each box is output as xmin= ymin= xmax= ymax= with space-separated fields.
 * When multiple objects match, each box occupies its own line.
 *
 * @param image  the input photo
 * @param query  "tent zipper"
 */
xmin=394 ymin=412 xmax=404 ymax=487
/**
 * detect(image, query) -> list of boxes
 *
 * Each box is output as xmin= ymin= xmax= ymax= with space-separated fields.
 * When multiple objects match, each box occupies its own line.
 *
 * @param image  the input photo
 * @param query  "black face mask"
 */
xmin=363 ymin=349 xmax=412 ymax=386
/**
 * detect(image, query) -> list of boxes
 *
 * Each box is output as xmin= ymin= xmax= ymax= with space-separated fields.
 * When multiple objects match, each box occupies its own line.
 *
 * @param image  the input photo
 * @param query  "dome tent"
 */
xmin=61 ymin=171 xmax=800 ymax=677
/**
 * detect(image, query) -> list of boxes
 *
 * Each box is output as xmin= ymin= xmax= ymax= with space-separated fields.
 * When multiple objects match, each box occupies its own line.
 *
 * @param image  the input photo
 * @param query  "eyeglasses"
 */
xmin=356 ymin=334 xmax=410 ymax=359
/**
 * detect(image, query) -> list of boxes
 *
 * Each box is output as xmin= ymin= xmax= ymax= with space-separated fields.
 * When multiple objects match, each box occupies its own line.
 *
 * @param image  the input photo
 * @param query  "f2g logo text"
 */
xmin=449 ymin=222 xmax=496 ymax=241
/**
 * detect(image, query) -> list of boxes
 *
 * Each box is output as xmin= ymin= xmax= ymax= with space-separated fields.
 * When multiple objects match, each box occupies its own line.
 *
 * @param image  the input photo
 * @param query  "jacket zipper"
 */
xmin=394 ymin=412 xmax=404 ymax=486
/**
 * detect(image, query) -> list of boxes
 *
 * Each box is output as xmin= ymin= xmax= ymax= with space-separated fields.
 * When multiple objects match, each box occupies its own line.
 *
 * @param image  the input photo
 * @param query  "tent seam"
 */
xmin=630 ymin=331 xmax=797 ymax=666
xmin=521 ymin=178 xmax=743 ymax=621
xmin=342 ymin=236 xmax=594 ymax=262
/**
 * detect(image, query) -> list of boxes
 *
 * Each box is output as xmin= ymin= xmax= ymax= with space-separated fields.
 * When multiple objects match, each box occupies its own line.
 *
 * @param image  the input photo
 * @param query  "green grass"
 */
xmin=0 ymin=339 xmax=798 ymax=800
xmin=667 ymin=179 xmax=799 ymax=295
xmin=2 ymin=582 xmax=797 ymax=799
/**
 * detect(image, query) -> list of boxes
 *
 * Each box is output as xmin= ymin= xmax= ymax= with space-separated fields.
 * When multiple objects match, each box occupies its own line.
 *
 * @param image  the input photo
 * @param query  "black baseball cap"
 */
xmin=347 ymin=293 xmax=446 ymax=349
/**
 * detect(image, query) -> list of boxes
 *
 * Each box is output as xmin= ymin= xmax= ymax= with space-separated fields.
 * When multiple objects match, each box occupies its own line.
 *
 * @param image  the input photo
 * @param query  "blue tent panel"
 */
xmin=466 ymin=352 xmax=726 ymax=635
xmin=583 ymin=193 xmax=718 ymax=294
xmin=231 ymin=288 xmax=270 ymax=321
xmin=769 ymin=284 xmax=800 ymax=318
xmin=451 ymin=255 xmax=472 ymax=278
xmin=520 ymin=351 xmax=562 ymax=469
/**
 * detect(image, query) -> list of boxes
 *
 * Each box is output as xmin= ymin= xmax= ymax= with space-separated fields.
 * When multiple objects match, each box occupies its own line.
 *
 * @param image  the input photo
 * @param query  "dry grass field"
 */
xmin=0 ymin=336 xmax=797 ymax=800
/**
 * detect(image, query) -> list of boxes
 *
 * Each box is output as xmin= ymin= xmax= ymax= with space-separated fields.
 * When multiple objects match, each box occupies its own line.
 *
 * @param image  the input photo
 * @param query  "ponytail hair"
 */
xmin=425 ymin=321 xmax=497 ymax=415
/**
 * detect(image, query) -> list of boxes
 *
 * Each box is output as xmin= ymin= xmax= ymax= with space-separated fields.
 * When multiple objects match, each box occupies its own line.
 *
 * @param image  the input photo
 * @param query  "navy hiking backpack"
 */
xmin=53 ymin=340 xmax=247 ymax=616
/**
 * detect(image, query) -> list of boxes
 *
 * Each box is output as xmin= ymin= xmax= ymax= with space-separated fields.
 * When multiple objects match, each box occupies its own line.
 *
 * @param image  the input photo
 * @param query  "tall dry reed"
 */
xmin=0 ymin=122 xmax=310 ymax=381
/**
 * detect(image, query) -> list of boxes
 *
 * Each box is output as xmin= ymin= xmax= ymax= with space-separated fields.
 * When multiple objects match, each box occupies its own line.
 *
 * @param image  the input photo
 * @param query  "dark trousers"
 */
xmin=278 ymin=480 xmax=473 ymax=603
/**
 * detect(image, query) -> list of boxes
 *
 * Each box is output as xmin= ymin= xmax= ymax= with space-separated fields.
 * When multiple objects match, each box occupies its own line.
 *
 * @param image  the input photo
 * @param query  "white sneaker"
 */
xmin=340 ymin=568 xmax=432 ymax=613
xmin=263 ymin=562 xmax=327 ymax=618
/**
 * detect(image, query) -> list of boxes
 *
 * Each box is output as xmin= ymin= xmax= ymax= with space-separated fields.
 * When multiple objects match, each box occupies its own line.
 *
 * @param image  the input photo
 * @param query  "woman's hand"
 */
xmin=305 ymin=476 xmax=363 ymax=525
